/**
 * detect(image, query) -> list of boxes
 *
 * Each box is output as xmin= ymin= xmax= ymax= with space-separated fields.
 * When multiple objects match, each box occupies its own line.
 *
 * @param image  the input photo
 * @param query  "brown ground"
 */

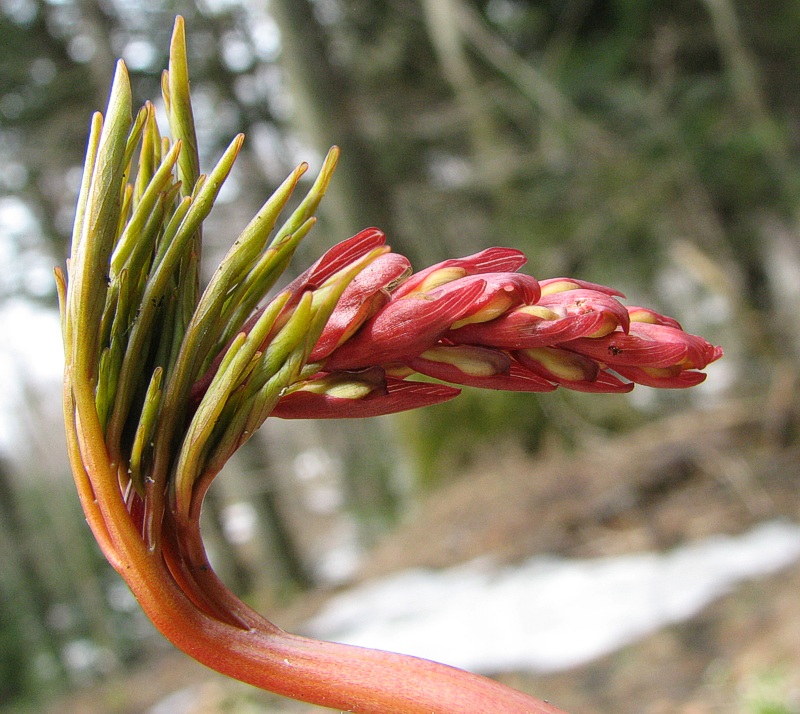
xmin=45 ymin=397 xmax=800 ymax=713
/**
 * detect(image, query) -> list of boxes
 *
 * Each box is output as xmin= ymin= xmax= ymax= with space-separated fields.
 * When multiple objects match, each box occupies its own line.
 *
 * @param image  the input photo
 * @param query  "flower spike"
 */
xmin=305 ymin=243 xmax=719 ymax=397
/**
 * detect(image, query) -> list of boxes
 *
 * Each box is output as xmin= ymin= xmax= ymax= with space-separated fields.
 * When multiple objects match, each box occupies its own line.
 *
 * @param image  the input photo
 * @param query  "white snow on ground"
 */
xmin=307 ymin=520 xmax=800 ymax=674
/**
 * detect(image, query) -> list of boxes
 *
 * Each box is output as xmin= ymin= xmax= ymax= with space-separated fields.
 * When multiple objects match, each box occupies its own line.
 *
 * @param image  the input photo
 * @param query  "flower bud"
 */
xmin=626 ymin=306 xmax=683 ymax=329
xmin=539 ymin=277 xmax=625 ymax=297
xmin=447 ymin=305 xmax=610 ymax=349
xmin=447 ymin=288 xmax=628 ymax=349
xmin=408 ymin=346 xmax=560 ymax=391
xmin=271 ymin=372 xmax=461 ymax=418
xmin=516 ymin=347 xmax=633 ymax=393
xmin=446 ymin=272 xmax=541 ymax=328
xmin=536 ymin=289 xmax=630 ymax=337
xmin=323 ymin=279 xmax=486 ymax=370
xmin=392 ymin=247 xmax=528 ymax=297
xmin=408 ymin=345 xmax=510 ymax=382
xmin=563 ymin=322 xmax=718 ymax=370
xmin=309 ymin=252 xmax=411 ymax=361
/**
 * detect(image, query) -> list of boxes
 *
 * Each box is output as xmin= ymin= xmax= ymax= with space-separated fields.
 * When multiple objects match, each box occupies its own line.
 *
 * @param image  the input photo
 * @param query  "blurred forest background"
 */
xmin=1 ymin=0 xmax=799 ymax=711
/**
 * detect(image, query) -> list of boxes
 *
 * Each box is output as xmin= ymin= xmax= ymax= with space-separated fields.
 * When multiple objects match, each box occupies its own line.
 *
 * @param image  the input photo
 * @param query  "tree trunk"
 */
xmin=269 ymin=0 xmax=394 ymax=244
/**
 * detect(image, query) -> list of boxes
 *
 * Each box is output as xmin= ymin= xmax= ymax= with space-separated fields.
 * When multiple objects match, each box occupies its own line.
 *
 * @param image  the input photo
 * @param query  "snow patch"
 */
xmin=308 ymin=520 xmax=800 ymax=674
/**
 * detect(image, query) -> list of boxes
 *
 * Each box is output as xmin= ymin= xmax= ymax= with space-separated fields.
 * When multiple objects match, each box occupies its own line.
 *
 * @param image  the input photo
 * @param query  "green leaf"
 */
xmin=67 ymin=61 xmax=132 ymax=382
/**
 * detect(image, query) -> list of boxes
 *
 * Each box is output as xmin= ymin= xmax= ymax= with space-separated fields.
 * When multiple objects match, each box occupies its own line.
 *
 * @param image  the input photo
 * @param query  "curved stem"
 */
xmin=136 ymin=547 xmax=566 ymax=714
xmin=116 ymin=516 xmax=568 ymax=714
xmin=162 ymin=506 xmax=260 ymax=630
xmin=64 ymin=371 xmax=567 ymax=714
xmin=170 ymin=467 xmax=271 ymax=629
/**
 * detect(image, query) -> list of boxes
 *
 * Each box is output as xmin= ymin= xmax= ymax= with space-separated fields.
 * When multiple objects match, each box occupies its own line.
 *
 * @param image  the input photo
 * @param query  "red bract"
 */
xmin=285 ymin=227 xmax=388 ymax=295
xmin=323 ymin=271 xmax=540 ymax=370
xmin=610 ymin=364 xmax=709 ymax=388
